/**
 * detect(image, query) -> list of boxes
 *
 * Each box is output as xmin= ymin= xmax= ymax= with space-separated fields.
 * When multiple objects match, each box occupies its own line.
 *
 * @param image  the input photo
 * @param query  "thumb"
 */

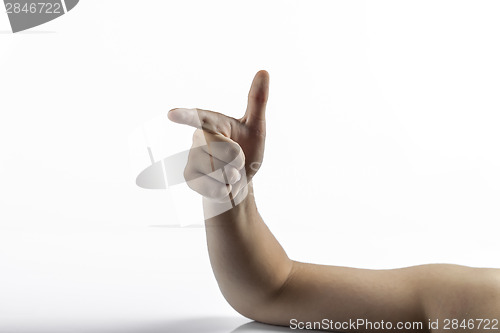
xmin=243 ymin=70 xmax=270 ymax=127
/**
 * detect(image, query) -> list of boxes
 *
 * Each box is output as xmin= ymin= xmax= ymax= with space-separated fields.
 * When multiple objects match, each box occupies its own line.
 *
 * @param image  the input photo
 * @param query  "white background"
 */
xmin=1 ymin=1 xmax=499 ymax=332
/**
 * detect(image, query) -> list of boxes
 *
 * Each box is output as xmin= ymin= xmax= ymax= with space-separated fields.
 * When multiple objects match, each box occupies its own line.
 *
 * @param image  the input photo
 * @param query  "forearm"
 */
xmin=203 ymin=182 xmax=293 ymax=319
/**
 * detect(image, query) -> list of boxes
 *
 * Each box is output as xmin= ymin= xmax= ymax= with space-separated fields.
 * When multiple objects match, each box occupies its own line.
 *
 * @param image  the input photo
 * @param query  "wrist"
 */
xmin=203 ymin=181 xmax=256 ymax=221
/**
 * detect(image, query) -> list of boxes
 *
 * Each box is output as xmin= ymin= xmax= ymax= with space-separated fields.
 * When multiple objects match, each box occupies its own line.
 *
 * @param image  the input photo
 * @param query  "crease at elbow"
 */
xmin=222 ymin=260 xmax=297 ymax=323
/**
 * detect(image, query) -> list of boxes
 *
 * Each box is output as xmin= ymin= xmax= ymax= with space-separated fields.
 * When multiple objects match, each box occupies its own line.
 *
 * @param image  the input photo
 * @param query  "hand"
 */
xmin=168 ymin=70 xmax=269 ymax=203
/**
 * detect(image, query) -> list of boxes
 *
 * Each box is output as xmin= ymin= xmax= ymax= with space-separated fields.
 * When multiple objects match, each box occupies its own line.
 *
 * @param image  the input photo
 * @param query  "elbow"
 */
xmin=220 ymin=261 xmax=297 ymax=325
xmin=224 ymin=296 xmax=281 ymax=325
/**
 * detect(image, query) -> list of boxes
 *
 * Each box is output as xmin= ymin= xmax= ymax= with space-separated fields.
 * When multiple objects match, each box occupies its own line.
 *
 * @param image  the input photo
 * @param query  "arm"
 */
xmin=203 ymin=186 xmax=426 ymax=329
xmin=205 ymin=186 xmax=500 ymax=331
xmin=203 ymin=183 xmax=293 ymax=320
xmin=169 ymin=71 xmax=500 ymax=331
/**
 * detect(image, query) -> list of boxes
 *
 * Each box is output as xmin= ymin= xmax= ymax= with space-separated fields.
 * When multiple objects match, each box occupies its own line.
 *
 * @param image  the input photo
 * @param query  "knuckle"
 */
xmin=226 ymin=168 xmax=241 ymax=184
xmin=236 ymin=152 xmax=246 ymax=169
xmin=224 ymin=142 xmax=241 ymax=160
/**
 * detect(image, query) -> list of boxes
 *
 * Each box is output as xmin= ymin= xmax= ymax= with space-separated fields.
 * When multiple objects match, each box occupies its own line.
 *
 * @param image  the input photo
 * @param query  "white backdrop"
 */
xmin=1 ymin=1 xmax=499 ymax=332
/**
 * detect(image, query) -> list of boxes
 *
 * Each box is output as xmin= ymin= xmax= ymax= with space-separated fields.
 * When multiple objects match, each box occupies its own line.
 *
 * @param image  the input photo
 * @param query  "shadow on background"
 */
xmin=104 ymin=317 xmax=323 ymax=333
xmin=102 ymin=317 xmax=246 ymax=333
xmin=232 ymin=320 xmax=320 ymax=332
xmin=104 ymin=317 xmax=307 ymax=333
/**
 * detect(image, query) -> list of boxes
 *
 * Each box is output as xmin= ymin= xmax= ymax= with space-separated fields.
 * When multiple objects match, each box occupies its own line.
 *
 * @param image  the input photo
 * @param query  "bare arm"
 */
xmin=203 ymin=183 xmax=293 ymax=320
xmin=168 ymin=71 xmax=500 ymax=332
xmin=205 ymin=187 xmax=500 ymax=331
xmin=203 ymin=185 xmax=427 ymax=330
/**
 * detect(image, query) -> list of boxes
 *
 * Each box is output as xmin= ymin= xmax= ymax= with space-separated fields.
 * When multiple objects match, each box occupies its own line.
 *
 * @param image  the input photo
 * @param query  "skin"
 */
xmin=168 ymin=70 xmax=500 ymax=332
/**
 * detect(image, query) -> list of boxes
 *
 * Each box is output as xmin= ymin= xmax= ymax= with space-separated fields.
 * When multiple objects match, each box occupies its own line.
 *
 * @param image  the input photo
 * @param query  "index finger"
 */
xmin=168 ymin=108 xmax=233 ymax=135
